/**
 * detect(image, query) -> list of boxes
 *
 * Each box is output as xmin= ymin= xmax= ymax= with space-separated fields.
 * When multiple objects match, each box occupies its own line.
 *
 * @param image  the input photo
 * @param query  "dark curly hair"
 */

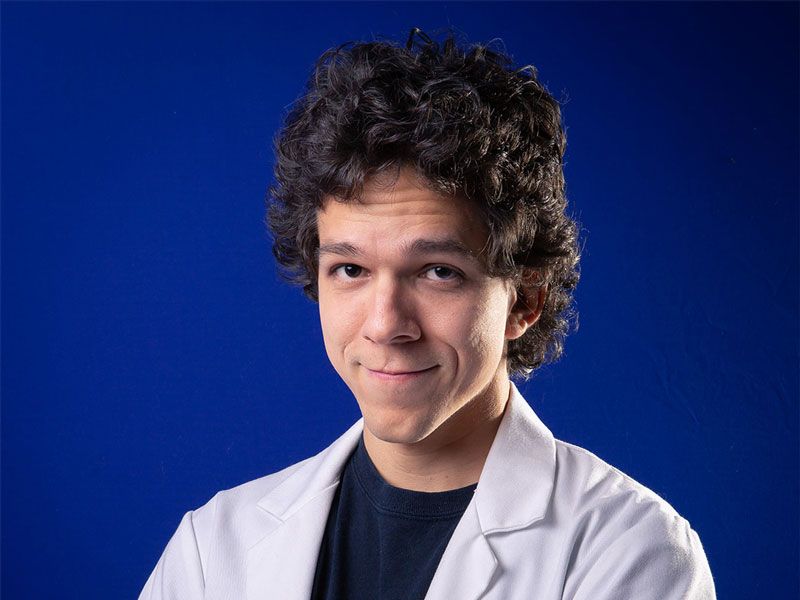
xmin=267 ymin=30 xmax=580 ymax=378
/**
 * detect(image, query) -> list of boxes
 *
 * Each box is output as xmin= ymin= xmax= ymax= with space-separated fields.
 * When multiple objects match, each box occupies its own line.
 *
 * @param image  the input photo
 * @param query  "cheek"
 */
xmin=319 ymin=297 xmax=360 ymax=356
xmin=318 ymin=298 xmax=338 ymax=357
xmin=449 ymin=292 xmax=511 ymax=364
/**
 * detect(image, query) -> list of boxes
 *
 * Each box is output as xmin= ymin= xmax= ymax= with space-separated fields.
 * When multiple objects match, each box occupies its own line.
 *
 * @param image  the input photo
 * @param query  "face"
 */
xmin=316 ymin=168 xmax=531 ymax=447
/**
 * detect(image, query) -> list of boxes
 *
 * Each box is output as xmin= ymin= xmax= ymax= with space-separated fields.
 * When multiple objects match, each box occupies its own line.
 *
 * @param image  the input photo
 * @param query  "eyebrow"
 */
xmin=317 ymin=238 xmax=482 ymax=264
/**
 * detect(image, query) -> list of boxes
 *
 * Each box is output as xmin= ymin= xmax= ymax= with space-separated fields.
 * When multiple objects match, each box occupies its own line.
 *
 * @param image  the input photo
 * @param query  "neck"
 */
xmin=362 ymin=377 xmax=511 ymax=492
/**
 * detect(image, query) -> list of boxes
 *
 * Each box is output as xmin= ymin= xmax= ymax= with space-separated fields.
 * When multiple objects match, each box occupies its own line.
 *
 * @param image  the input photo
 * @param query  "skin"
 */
xmin=316 ymin=167 xmax=543 ymax=492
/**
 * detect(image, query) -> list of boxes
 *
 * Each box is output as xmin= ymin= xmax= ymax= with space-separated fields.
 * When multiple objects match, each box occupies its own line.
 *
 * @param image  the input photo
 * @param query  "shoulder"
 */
xmin=138 ymin=457 xmax=314 ymax=599
xmin=553 ymin=439 xmax=681 ymax=521
xmin=551 ymin=438 xmax=696 ymax=548
xmin=184 ymin=456 xmax=313 ymax=570
xmin=195 ymin=455 xmax=312 ymax=520
xmin=550 ymin=440 xmax=715 ymax=598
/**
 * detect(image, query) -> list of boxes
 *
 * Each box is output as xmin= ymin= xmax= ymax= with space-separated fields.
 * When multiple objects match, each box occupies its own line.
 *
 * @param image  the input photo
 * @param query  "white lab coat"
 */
xmin=140 ymin=383 xmax=716 ymax=599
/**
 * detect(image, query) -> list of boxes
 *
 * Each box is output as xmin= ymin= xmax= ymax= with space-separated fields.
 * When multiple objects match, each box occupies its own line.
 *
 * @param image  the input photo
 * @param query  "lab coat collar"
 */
xmin=475 ymin=381 xmax=556 ymax=532
xmin=246 ymin=419 xmax=364 ymax=600
xmin=246 ymin=382 xmax=556 ymax=600
xmin=256 ymin=417 xmax=364 ymax=521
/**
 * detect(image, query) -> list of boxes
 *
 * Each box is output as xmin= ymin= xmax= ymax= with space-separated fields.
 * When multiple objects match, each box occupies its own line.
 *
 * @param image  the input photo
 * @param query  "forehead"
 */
xmin=316 ymin=168 xmax=488 ymax=254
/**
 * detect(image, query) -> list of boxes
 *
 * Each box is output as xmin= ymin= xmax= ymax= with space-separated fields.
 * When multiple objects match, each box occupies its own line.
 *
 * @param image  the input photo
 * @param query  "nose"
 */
xmin=361 ymin=275 xmax=421 ymax=345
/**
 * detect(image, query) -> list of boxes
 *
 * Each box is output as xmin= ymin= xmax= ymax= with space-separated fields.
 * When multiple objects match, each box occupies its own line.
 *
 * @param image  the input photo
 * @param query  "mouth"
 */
xmin=363 ymin=365 xmax=438 ymax=381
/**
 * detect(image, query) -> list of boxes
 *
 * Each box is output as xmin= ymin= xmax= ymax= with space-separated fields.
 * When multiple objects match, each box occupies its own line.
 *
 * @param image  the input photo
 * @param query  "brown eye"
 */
xmin=424 ymin=266 xmax=461 ymax=281
xmin=334 ymin=264 xmax=363 ymax=278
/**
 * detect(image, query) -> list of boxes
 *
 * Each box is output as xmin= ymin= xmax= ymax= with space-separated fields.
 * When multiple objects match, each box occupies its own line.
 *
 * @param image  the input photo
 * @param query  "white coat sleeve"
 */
xmin=568 ymin=514 xmax=716 ymax=600
xmin=138 ymin=511 xmax=206 ymax=600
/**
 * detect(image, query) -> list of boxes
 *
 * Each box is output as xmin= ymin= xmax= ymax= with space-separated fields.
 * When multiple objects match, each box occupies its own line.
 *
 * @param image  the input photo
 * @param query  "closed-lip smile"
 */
xmin=364 ymin=365 xmax=437 ymax=378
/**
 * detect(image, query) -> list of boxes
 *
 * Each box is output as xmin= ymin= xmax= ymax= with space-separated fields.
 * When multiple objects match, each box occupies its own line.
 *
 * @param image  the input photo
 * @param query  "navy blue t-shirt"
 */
xmin=310 ymin=435 xmax=477 ymax=600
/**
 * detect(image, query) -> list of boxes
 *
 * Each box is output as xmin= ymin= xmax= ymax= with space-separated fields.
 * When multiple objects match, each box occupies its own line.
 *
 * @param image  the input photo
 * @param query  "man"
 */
xmin=140 ymin=30 xmax=716 ymax=599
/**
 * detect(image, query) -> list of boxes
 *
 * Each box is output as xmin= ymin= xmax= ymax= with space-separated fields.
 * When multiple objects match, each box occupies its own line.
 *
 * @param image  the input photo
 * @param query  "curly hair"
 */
xmin=267 ymin=30 xmax=580 ymax=378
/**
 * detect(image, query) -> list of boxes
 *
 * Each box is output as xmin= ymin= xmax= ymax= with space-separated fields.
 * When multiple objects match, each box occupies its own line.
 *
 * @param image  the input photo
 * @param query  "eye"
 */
xmin=423 ymin=265 xmax=463 ymax=282
xmin=332 ymin=264 xmax=364 ymax=279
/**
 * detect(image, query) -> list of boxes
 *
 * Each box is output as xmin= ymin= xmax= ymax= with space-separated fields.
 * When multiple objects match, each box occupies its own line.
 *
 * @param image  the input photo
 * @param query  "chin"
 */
xmin=362 ymin=410 xmax=436 ymax=445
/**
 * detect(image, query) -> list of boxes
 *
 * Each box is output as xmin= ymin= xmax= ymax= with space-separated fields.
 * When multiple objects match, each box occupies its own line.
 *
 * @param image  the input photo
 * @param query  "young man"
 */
xmin=140 ymin=31 xmax=716 ymax=599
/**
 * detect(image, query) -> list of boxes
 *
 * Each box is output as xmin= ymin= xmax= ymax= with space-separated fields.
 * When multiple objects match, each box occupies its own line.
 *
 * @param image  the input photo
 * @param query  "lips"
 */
xmin=365 ymin=366 xmax=436 ymax=375
xmin=362 ymin=365 xmax=438 ymax=380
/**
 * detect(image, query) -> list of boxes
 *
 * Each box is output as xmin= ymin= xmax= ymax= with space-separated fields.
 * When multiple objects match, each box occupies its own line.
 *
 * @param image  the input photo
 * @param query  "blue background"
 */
xmin=2 ymin=2 xmax=797 ymax=598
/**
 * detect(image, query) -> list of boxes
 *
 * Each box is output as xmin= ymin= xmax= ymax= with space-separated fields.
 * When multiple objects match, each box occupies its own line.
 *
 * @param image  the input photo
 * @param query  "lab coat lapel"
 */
xmin=425 ymin=383 xmax=556 ymax=600
xmin=245 ymin=383 xmax=555 ymax=600
xmin=245 ymin=420 xmax=364 ymax=600
xmin=424 ymin=501 xmax=498 ymax=600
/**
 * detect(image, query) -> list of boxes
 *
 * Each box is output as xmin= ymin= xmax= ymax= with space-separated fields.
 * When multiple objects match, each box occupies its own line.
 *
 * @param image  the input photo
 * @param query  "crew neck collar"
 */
xmin=350 ymin=435 xmax=477 ymax=519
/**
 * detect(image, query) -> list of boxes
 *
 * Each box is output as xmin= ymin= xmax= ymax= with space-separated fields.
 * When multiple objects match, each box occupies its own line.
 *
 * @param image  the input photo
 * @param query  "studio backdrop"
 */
xmin=2 ymin=2 xmax=798 ymax=599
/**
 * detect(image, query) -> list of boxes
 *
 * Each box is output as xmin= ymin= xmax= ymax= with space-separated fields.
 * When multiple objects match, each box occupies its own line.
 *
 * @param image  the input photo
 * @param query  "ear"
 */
xmin=505 ymin=271 xmax=547 ymax=341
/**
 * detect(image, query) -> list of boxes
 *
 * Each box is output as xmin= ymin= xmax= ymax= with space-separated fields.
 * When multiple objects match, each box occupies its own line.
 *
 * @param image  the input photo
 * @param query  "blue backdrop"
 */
xmin=2 ymin=2 xmax=797 ymax=598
